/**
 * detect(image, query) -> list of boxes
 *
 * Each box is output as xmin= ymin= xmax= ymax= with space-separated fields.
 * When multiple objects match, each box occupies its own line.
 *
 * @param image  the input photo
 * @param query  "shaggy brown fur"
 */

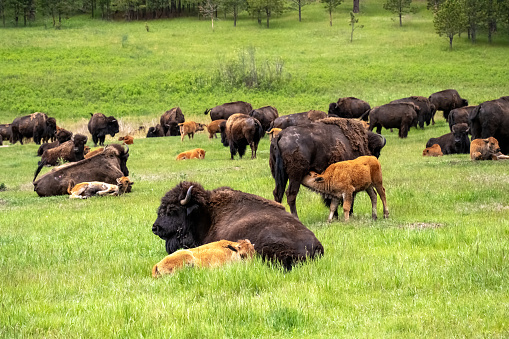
xmin=176 ymin=148 xmax=206 ymax=160
xmin=470 ymin=137 xmax=509 ymax=160
xmin=223 ymin=114 xmax=264 ymax=159
xmin=152 ymin=239 xmax=255 ymax=277
xmin=302 ymin=156 xmax=389 ymax=222
xmin=423 ymin=144 xmax=443 ymax=157
xmin=68 ymin=176 xmax=133 ymax=199
xmin=178 ymin=121 xmax=206 ymax=142
xmin=206 ymin=119 xmax=227 ymax=139
xmin=160 ymin=107 xmax=185 ymax=136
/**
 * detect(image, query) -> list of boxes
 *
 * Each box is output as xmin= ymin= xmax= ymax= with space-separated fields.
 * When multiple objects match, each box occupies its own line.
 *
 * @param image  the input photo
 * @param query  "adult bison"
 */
xmin=269 ymin=110 xmax=328 ymax=130
xmin=0 ymin=124 xmax=12 ymax=144
xmin=160 ymin=107 xmax=185 ymax=136
xmin=367 ymin=102 xmax=419 ymax=138
xmin=469 ymin=96 xmax=509 ymax=154
xmin=152 ymin=181 xmax=324 ymax=270
xmin=448 ymin=106 xmax=476 ymax=132
xmin=328 ymin=97 xmax=370 ymax=120
xmin=37 ymin=128 xmax=73 ymax=156
xmin=10 ymin=112 xmax=57 ymax=145
xmin=221 ymin=114 xmax=264 ymax=159
xmin=33 ymin=144 xmax=129 ymax=197
xmin=425 ymin=123 xmax=470 ymax=155
xmin=270 ymin=117 xmax=386 ymax=218
xmin=428 ymin=89 xmax=468 ymax=121
xmin=146 ymin=124 xmax=166 ymax=138
xmin=204 ymin=101 xmax=253 ymax=121
xmin=389 ymin=96 xmax=435 ymax=128
xmin=249 ymin=106 xmax=279 ymax=132
xmin=88 ymin=113 xmax=119 ymax=147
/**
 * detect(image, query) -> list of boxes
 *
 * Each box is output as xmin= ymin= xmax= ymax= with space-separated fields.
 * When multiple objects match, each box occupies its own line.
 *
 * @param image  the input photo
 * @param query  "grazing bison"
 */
xmin=328 ymin=97 xmax=370 ymax=120
xmin=269 ymin=110 xmax=328 ymax=130
xmin=448 ymin=106 xmax=476 ymax=132
xmin=37 ymin=128 xmax=73 ymax=156
xmin=389 ymin=96 xmax=435 ymax=128
xmin=160 ymin=107 xmax=185 ymax=136
xmin=146 ymin=124 xmax=166 ymax=138
xmin=204 ymin=101 xmax=253 ymax=121
xmin=178 ymin=121 xmax=206 ymax=142
xmin=426 ymin=123 xmax=470 ymax=155
xmin=302 ymin=156 xmax=388 ymax=222
xmin=270 ymin=117 xmax=386 ymax=218
xmin=470 ymin=137 xmax=509 ymax=160
xmin=206 ymin=119 xmax=226 ymax=139
xmin=33 ymin=144 xmax=130 ymax=197
xmin=429 ymin=89 xmax=469 ymax=121
xmin=469 ymin=96 xmax=509 ymax=154
xmin=367 ymin=102 xmax=419 ymax=138
xmin=88 ymin=113 xmax=119 ymax=147
xmin=221 ymin=113 xmax=264 ymax=159
xmin=249 ymin=106 xmax=279 ymax=132
xmin=152 ymin=181 xmax=324 ymax=270
xmin=422 ymin=144 xmax=443 ymax=157
xmin=68 ymin=176 xmax=133 ymax=199
xmin=152 ymin=239 xmax=255 ymax=278
xmin=10 ymin=112 xmax=57 ymax=145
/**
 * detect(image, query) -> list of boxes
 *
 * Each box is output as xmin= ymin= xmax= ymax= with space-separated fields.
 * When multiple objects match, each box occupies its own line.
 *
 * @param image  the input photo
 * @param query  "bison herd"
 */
xmin=2 ymin=90 xmax=509 ymax=275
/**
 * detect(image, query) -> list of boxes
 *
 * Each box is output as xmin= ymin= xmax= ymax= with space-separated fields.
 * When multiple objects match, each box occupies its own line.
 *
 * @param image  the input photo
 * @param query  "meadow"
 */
xmin=1 ymin=0 xmax=509 ymax=337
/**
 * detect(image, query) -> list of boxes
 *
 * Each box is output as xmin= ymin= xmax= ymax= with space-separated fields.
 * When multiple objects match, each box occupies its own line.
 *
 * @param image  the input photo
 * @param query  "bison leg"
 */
xmin=366 ymin=187 xmax=378 ymax=220
xmin=99 ymin=135 xmax=106 ymax=146
xmin=328 ymin=198 xmax=340 ymax=223
xmin=373 ymin=183 xmax=389 ymax=219
xmin=286 ymin=179 xmax=301 ymax=218
xmin=250 ymin=142 xmax=257 ymax=159
xmin=342 ymin=192 xmax=354 ymax=221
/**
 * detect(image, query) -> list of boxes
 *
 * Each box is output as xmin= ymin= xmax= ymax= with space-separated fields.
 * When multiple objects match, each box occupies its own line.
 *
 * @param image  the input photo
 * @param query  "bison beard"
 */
xmin=152 ymin=181 xmax=324 ymax=270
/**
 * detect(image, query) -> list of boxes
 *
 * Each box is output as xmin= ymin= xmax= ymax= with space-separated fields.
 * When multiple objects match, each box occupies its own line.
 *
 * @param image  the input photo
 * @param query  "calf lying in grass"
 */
xmin=302 ymin=155 xmax=389 ymax=222
xmin=175 ymin=148 xmax=206 ymax=160
xmin=470 ymin=137 xmax=509 ymax=160
xmin=67 ymin=176 xmax=133 ymax=199
xmin=423 ymin=144 xmax=443 ymax=157
xmin=152 ymin=239 xmax=255 ymax=278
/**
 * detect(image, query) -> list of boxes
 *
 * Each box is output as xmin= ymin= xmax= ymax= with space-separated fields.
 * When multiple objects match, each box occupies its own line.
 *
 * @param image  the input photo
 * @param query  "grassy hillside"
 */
xmin=1 ymin=1 xmax=508 ymax=337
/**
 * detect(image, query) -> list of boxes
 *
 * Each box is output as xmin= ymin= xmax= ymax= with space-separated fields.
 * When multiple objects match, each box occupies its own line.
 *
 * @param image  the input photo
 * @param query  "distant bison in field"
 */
xmin=206 ymin=119 xmax=227 ymax=139
xmin=204 ymin=101 xmax=253 ymax=121
xmin=249 ymin=106 xmax=279 ymax=132
xmin=160 ymin=107 xmax=185 ymax=136
xmin=389 ymin=96 xmax=436 ymax=128
xmin=10 ymin=112 xmax=57 ymax=145
xmin=269 ymin=110 xmax=327 ymax=130
xmin=469 ymin=96 xmax=509 ymax=155
xmin=178 ymin=121 xmax=206 ymax=142
xmin=328 ymin=97 xmax=370 ymax=120
xmin=88 ymin=113 xmax=119 ymax=146
xmin=448 ymin=106 xmax=476 ymax=132
xmin=429 ymin=89 xmax=468 ymax=121
xmin=221 ymin=114 xmax=264 ymax=159
xmin=367 ymin=102 xmax=419 ymax=138
xmin=118 ymin=135 xmax=134 ymax=144
xmin=422 ymin=144 xmax=443 ymax=157
xmin=37 ymin=128 xmax=73 ymax=156
xmin=146 ymin=124 xmax=166 ymax=138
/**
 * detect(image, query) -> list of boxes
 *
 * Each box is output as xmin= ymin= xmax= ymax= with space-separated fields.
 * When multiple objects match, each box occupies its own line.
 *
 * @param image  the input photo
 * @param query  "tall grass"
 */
xmin=1 ymin=1 xmax=509 ymax=337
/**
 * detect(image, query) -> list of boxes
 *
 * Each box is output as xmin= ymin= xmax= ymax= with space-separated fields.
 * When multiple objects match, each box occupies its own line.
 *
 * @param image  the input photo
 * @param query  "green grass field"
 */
xmin=1 ymin=1 xmax=509 ymax=337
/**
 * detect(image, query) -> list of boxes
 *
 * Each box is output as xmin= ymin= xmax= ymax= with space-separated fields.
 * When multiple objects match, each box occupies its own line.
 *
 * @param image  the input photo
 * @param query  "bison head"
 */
xmin=485 ymin=137 xmax=501 ymax=154
xmin=46 ymin=117 xmax=57 ymax=136
xmin=73 ymin=134 xmax=88 ymax=160
xmin=56 ymin=129 xmax=73 ymax=144
xmin=219 ymin=121 xmax=229 ymax=147
xmin=152 ymin=182 xmax=212 ymax=254
xmin=104 ymin=143 xmax=129 ymax=176
xmin=328 ymin=103 xmax=338 ymax=117
xmin=452 ymin=123 xmax=469 ymax=149
xmin=106 ymin=116 xmax=119 ymax=137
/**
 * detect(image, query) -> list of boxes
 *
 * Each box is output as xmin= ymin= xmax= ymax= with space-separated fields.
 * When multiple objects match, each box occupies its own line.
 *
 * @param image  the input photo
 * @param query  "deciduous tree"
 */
xmin=349 ymin=11 xmax=363 ymax=42
xmin=433 ymin=0 xmax=467 ymax=49
xmin=247 ymin=0 xmax=284 ymax=27
xmin=322 ymin=0 xmax=342 ymax=26
xmin=288 ymin=0 xmax=310 ymax=22
xmin=383 ymin=0 xmax=416 ymax=26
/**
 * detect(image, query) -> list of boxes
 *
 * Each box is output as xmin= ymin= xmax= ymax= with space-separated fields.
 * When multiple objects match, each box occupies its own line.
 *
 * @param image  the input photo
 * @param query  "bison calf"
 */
xmin=178 ymin=121 xmax=206 ymax=142
xmin=118 ymin=135 xmax=134 ymax=144
xmin=68 ymin=176 xmax=133 ymax=199
xmin=470 ymin=137 xmax=509 ymax=160
xmin=206 ymin=119 xmax=227 ymax=139
xmin=152 ymin=239 xmax=255 ymax=278
xmin=176 ymin=148 xmax=206 ymax=160
xmin=423 ymin=144 xmax=443 ymax=157
xmin=302 ymin=155 xmax=389 ymax=222
xmin=426 ymin=123 xmax=470 ymax=155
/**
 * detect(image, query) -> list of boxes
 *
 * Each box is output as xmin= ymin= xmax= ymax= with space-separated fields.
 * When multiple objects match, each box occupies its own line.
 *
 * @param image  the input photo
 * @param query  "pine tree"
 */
xmin=383 ymin=0 xmax=415 ymax=26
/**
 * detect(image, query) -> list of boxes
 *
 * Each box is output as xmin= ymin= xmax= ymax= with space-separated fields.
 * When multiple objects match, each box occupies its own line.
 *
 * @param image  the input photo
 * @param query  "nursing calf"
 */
xmin=302 ymin=156 xmax=389 ymax=222
xmin=67 ymin=176 xmax=133 ymax=199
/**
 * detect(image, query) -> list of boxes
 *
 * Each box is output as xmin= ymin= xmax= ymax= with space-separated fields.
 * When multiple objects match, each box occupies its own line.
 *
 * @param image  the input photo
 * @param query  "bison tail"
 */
xmin=204 ymin=108 xmax=211 ymax=115
xmin=359 ymin=109 xmax=370 ymax=121
xmin=254 ymin=119 xmax=264 ymax=142
xmin=33 ymin=160 xmax=46 ymax=182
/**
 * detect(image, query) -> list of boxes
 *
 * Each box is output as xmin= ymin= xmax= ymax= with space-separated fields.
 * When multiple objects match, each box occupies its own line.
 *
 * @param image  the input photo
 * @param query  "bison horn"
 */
xmin=379 ymin=134 xmax=387 ymax=147
xmin=124 ymin=144 xmax=129 ymax=154
xmin=180 ymin=185 xmax=194 ymax=205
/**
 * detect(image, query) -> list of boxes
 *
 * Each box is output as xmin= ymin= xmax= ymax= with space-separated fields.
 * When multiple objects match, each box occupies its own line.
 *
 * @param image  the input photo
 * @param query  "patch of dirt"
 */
xmin=401 ymin=222 xmax=443 ymax=230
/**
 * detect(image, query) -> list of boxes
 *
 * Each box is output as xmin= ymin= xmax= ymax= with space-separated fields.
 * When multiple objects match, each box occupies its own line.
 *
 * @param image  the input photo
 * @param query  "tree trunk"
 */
xmin=257 ymin=10 xmax=261 ymax=25
xmin=211 ymin=16 xmax=214 ymax=30
xmin=233 ymin=5 xmax=237 ymax=27
xmin=329 ymin=9 xmax=332 ymax=26
xmin=449 ymin=35 xmax=453 ymax=50
xmin=399 ymin=13 xmax=402 ymax=26
xmin=298 ymin=0 xmax=301 ymax=21
xmin=353 ymin=0 xmax=359 ymax=13
xmin=266 ymin=8 xmax=270 ymax=28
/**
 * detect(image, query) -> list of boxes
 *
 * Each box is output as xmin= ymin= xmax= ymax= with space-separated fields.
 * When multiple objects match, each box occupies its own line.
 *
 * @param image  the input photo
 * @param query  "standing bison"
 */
xmin=389 ymin=96 xmax=436 ymax=128
xmin=270 ymin=117 xmax=386 ymax=218
xmin=221 ymin=113 xmax=264 ymax=159
xmin=204 ymin=101 xmax=253 ymax=121
xmin=367 ymin=102 xmax=419 ymax=138
xmin=448 ymin=106 xmax=476 ymax=132
xmin=152 ymin=181 xmax=324 ymax=270
xmin=328 ymin=97 xmax=370 ymax=120
xmin=88 ymin=113 xmax=119 ymax=146
xmin=269 ymin=110 xmax=328 ymax=130
xmin=10 ymin=112 xmax=57 ymax=145
xmin=428 ymin=89 xmax=468 ymax=121
xmin=0 ymin=124 xmax=12 ymax=144
xmin=469 ymin=96 xmax=509 ymax=154
xmin=160 ymin=107 xmax=185 ymax=136
xmin=249 ymin=106 xmax=279 ymax=132
xmin=426 ymin=123 xmax=470 ymax=155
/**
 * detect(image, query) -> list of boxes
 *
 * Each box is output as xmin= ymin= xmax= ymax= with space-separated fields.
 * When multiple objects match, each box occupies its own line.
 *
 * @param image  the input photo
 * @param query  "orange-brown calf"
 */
xmin=175 ymin=148 xmax=206 ymax=160
xmin=266 ymin=128 xmax=282 ymax=141
xmin=67 ymin=176 xmax=133 ymax=199
xmin=84 ymin=147 xmax=104 ymax=159
xmin=178 ymin=121 xmax=206 ymax=142
xmin=152 ymin=239 xmax=255 ymax=278
xmin=206 ymin=119 xmax=227 ymax=139
xmin=470 ymin=137 xmax=509 ymax=160
xmin=422 ymin=144 xmax=443 ymax=157
xmin=118 ymin=135 xmax=134 ymax=144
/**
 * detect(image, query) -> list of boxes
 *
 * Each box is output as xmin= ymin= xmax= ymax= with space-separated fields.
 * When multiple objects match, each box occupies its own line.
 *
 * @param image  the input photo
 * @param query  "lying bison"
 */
xmin=367 ymin=102 xmax=419 ymax=138
xmin=328 ymin=97 xmax=370 ymax=120
xmin=160 ymin=107 xmax=185 ymax=136
xmin=88 ymin=113 xmax=119 ymax=147
xmin=146 ymin=124 xmax=166 ymax=138
xmin=33 ymin=144 xmax=129 ymax=197
xmin=37 ymin=128 xmax=73 ymax=156
xmin=221 ymin=114 xmax=264 ymax=159
xmin=470 ymin=137 xmax=509 ymax=160
xmin=249 ymin=106 xmax=279 ymax=132
xmin=429 ymin=89 xmax=468 ymax=121
xmin=270 ymin=117 xmax=386 ymax=218
xmin=269 ymin=110 xmax=328 ymax=130
xmin=469 ymin=96 xmax=509 ymax=154
xmin=204 ymin=101 xmax=253 ymax=121
xmin=389 ymin=96 xmax=436 ymax=128
xmin=10 ymin=112 xmax=57 ymax=145
xmin=152 ymin=181 xmax=324 ymax=270
xmin=426 ymin=123 xmax=470 ymax=155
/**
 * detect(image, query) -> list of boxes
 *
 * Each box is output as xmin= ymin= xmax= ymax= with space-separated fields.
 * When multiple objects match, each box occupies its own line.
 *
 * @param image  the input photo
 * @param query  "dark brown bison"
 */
xmin=269 ymin=110 xmax=328 ymax=130
xmin=429 ymin=89 xmax=469 ymax=121
xmin=389 ymin=96 xmax=436 ymax=128
xmin=221 ymin=114 xmax=264 ymax=159
xmin=270 ymin=117 xmax=386 ymax=218
xmin=152 ymin=181 xmax=324 ymax=270
xmin=469 ymin=96 xmax=509 ymax=154
xmin=0 ymin=124 xmax=12 ymax=144
xmin=33 ymin=144 xmax=129 ymax=197
xmin=426 ymin=123 xmax=470 ymax=155
xmin=367 ymin=102 xmax=419 ymax=138
xmin=249 ymin=106 xmax=279 ymax=132
xmin=37 ymin=128 xmax=73 ymax=156
xmin=204 ymin=101 xmax=253 ymax=121
xmin=88 ymin=113 xmax=119 ymax=146
xmin=146 ymin=124 xmax=166 ymax=138
xmin=160 ymin=107 xmax=185 ymax=136
xmin=448 ymin=106 xmax=477 ymax=132
xmin=33 ymin=134 xmax=89 ymax=182
xmin=10 ymin=112 xmax=57 ymax=145
xmin=328 ymin=97 xmax=370 ymax=120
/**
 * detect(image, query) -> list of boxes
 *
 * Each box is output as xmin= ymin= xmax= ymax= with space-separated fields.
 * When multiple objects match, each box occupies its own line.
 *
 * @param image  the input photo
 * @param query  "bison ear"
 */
xmin=314 ymin=177 xmax=325 ymax=182
xmin=227 ymin=244 xmax=238 ymax=252
xmin=186 ymin=204 xmax=199 ymax=216
xmin=484 ymin=139 xmax=489 ymax=143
